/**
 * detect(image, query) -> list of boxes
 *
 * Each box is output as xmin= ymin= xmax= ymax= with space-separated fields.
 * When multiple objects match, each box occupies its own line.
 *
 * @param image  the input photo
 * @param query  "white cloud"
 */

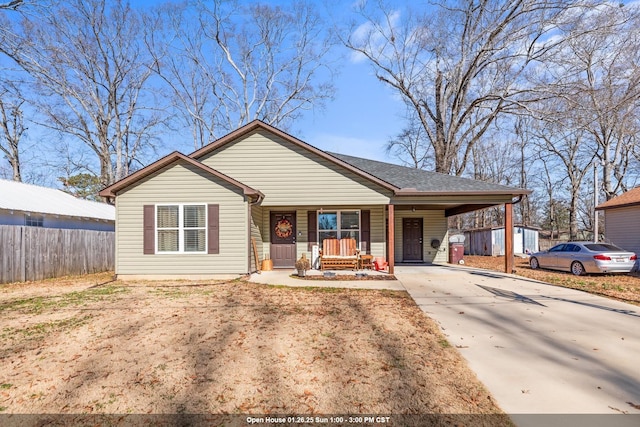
xmin=348 ymin=9 xmax=402 ymax=64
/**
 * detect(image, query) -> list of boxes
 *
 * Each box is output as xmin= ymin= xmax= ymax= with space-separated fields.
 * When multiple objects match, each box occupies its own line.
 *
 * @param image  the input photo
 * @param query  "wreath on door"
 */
xmin=275 ymin=218 xmax=293 ymax=239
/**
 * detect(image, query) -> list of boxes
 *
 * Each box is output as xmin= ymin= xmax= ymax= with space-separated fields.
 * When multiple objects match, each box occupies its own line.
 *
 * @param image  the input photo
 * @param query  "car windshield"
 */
xmin=584 ymin=243 xmax=624 ymax=252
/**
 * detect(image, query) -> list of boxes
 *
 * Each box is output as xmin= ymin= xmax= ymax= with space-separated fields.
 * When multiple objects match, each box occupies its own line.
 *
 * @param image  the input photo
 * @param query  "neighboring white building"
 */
xmin=596 ymin=186 xmax=640 ymax=256
xmin=0 ymin=179 xmax=114 ymax=231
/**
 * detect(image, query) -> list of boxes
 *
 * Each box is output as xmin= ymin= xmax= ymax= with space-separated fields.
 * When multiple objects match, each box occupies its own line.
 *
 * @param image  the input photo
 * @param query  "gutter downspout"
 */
xmin=247 ymin=193 xmax=264 ymax=275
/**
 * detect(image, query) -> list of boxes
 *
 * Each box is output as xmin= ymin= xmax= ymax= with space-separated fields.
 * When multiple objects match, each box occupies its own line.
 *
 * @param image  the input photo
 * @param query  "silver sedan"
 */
xmin=529 ymin=242 xmax=637 ymax=275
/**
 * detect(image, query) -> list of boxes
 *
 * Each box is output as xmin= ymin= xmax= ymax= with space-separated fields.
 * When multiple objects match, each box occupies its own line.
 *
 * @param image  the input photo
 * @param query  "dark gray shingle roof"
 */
xmin=328 ymin=152 xmax=527 ymax=194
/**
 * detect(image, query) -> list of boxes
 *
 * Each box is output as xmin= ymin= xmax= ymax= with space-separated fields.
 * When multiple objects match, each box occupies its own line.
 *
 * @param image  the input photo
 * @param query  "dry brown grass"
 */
xmin=462 ymin=255 xmax=640 ymax=306
xmin=0 ymin=274 xmax=507 ymax=420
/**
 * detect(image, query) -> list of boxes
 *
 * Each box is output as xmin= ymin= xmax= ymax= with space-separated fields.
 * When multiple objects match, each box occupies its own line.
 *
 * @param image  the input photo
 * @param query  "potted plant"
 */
xmin=295 ymin=254 xmax=311 ymax=277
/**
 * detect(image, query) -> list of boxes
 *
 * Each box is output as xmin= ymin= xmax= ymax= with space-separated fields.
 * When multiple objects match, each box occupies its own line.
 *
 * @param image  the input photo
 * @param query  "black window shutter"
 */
xmin=208 ymin=204 xmax=220 ymax=254
xmin=307 ymin=210 xmax=317 ymax=251
xmin=361 ymin=210 xmax=370 ymax=254
xmin=143 ymin=205 xmax=155 ymax=255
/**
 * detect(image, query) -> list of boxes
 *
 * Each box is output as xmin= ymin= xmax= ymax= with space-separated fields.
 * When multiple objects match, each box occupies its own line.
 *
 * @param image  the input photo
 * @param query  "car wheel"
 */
xmin=571 ymin=261 xmax=585 ymax=276
xmin=530 ymin=257 xmax=539 ymax=270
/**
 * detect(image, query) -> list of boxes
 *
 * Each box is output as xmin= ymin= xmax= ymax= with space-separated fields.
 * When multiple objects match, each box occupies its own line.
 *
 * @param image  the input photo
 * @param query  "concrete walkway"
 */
xmin=395 ymin=264 xmax=640 ymax=418
xmin=249 ymin=265 xmax=640 ymax=421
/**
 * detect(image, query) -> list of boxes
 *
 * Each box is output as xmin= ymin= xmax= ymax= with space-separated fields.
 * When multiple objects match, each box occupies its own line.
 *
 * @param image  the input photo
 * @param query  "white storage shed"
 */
xmin=464 ymin=225 xmax=539 ymax=256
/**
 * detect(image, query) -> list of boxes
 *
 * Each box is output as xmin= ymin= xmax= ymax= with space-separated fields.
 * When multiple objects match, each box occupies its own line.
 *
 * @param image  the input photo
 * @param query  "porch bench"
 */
xmin=319 ymin=238 xmax=359 ymax=270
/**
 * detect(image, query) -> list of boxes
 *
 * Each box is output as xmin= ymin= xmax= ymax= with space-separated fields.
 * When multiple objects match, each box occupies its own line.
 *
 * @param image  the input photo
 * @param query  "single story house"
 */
xmin=595 ymin=186 xmax=640 ymax=256
xmin=464 ymin=225 xmax=540 ymax=256
xmin=99 ymin=121 xmax=529 ymax=279
xmin=0 ymin=179 xmax=115 ymax=231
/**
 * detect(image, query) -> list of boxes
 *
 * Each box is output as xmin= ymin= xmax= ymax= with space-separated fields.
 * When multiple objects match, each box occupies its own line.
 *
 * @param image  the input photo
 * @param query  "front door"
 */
xmin=270 ymin=212 xmax=297 ymax=268
xmin=403 ymin=218 xmax=423 ymax=262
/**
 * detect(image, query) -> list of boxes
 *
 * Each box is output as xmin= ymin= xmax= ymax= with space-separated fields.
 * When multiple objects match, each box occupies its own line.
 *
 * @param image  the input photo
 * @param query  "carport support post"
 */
xmin=505 ymin=203 xmax=514 ymax=274
xmin=388 ymin=204 xmax=395 ymax=274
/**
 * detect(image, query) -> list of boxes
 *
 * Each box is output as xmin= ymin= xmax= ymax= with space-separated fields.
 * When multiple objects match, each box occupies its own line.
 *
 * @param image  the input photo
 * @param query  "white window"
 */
xmin=156 ymin=204 xmax=206 ymax=253
xmin=317 ymin=210 xmax=360 ymax=247
xmin=25 ymin=214 xmax=44 ymax=227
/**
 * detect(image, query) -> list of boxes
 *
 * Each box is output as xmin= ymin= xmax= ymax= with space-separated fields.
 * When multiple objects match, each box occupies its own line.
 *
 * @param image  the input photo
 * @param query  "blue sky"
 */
xmin=0 ymin=0 xmax=409 ymax=185
xmin=130 ymin=0 xmax=409 ymax=164
xmin=294 ymin=59 xmax=405 ymax=163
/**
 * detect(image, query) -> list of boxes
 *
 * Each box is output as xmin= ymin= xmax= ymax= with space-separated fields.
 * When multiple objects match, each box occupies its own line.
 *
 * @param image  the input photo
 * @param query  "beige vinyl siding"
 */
xmin=604 ymin=206 xmax=640 ymax=255
xmin=258 ymin=206 xmax=387 ymax=262
xmin=115 ymin=160 xmax=248 ymax=276
xmin=394 ymin=210 xmax=448 ymax=263
xmin=368 ymin=206 xmax=386 ymax=258
xmin=199 ymin=130 xmax=392 ymax=206
xmin=250 ymin=205 xmax=264 ymax=270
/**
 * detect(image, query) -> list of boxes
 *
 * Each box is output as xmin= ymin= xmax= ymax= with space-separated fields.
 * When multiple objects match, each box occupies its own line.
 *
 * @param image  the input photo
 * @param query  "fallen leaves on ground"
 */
xmin=0 ymin=275 xmax=508 ymax=420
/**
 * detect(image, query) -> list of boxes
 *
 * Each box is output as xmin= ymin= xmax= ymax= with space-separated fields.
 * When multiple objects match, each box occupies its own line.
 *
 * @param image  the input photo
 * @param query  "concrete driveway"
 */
xmin=395 ymin=265 xmax=640 ymax=418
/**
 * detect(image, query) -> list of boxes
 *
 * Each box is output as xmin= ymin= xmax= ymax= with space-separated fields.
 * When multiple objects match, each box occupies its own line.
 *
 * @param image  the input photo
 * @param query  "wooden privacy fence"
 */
xmin=0 ymin=225 xmax=114 ymax=284
xmin=538 ymin=238 xmax=565 ymax=251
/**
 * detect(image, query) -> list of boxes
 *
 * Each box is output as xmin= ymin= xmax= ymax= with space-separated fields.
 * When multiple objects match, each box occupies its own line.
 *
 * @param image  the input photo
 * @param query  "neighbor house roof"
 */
xmin=330 ymin=153 xmax=530 ymax=196
xmin=0 ymin=179 xmax=115 ymax=221
xmin=595 ymin=186 xmax=640 ymax=210
xmin=99 ymin=151 xmax=264 ymax=199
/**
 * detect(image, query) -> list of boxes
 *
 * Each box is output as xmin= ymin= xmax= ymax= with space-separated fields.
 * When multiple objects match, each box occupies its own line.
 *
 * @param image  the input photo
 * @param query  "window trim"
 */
xmin=155 ymin=203 xmax=207 ymax=254
xmin=316 ymin=209 xmax=361 ymax=249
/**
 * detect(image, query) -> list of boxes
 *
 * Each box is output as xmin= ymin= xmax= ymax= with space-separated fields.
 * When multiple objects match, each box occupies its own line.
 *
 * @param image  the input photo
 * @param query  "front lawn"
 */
xmin=0 ymin=273 xmax=508 ymax=421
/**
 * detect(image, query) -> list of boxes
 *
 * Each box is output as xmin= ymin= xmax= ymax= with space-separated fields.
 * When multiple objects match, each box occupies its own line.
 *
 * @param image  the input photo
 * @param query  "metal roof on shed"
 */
xmin=0 ymin=179 xmax=114 ymax=221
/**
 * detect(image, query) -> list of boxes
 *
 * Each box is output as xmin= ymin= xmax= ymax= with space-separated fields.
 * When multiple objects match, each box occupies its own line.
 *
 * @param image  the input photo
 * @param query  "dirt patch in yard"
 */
xmin=462 ymin=255 xmax=640 ymax=306
xmin=0 ymin=273 xmax=507 ymax=421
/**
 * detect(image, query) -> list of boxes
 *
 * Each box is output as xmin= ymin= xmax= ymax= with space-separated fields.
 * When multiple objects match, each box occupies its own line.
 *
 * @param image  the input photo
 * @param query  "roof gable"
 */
xmin=189 ymin=120 xmax=399 ymax=192
xmin=99 ymin=151 xmax=263 ymax=199
xmin=596 ymin=186 xmax=640 ymax=210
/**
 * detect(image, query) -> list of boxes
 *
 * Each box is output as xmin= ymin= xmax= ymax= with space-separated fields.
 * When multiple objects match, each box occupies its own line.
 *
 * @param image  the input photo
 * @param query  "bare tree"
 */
xmin=385 ymin=111 xmax=433 ymax=169
xmin=513 ymin=116 xmax=538 ymax=227
xmin=0 ymin=85 xmax=25 ymax=181
xmin=530 ymin=106 xmax=596 ymax=240
xmin=150 ymin=0 xmax=336 ymax=149
xmin=145 ymin=2 xmax=222 ymax=150
xmin=344 ymin=0 xmax=587 ymax=175
xmin=0 ymin=0 xmax=22 ymax=10
xmin=535 ymin=151 xmax=568 ymax=240
xmin=0 ymin=0 xmax=32 ymax=182
xmin=5 ymin=0 xmax=163 ymax=186
xmin=537 ymin=2 xmax=640 ymax=200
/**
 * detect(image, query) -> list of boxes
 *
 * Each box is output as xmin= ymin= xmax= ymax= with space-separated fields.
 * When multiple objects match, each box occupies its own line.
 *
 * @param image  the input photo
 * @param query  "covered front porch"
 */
xmin=250 ymin=197 xmax=519 ymax=275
